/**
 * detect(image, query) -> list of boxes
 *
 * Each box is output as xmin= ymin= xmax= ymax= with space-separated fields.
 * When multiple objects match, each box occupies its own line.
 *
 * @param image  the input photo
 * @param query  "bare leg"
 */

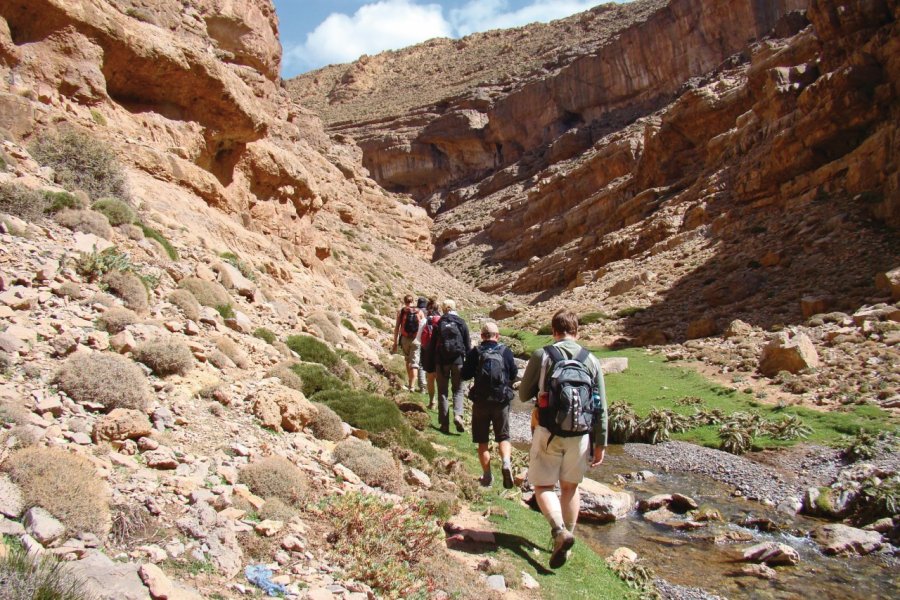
xmin=478 ymin=442 xmax=491 ymax=473
xmin=559 ymin=481 xmax=580 ymax=533
xmin=498 ymin=440 xmax=511 ymax=463
xmin=534 ymin=485 xmax=564 ymax=530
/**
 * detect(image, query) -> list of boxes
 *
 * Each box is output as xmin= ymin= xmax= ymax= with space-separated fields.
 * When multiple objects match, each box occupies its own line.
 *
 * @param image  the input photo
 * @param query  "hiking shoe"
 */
xmin=478 ymin=473 xmax=493 ymax=487
xmin=454 ymin=415 xmax=465 ymax=433
xmin=549 ymin=529 xmax=575 ymax=569
xmin=501 ymin=464 xmax=514 ymax=489
xmin=439 ymin=424 xmax=450 ymax=434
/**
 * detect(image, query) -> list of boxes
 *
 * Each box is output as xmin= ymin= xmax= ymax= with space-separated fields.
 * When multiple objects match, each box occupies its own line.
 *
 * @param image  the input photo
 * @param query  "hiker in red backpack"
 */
xmin=519 ymin=309 xmax=607 ymax=569
xmin=392 ymin=294 xmax=425 ymax=391
xmin=423 ymin=299 xmax=470 ymax=434
xmin=418 ymin=298 xmax=441 ymax=407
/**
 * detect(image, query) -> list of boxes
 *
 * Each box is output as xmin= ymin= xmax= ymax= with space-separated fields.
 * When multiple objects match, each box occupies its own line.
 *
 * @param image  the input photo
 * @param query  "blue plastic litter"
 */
xmin=245 ymin=564 xmax=287 ymax=597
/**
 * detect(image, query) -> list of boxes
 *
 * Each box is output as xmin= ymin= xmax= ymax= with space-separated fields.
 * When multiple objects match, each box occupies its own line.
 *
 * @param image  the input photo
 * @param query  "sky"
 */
xmin=273 ymin=0 xmax=624 ymax=78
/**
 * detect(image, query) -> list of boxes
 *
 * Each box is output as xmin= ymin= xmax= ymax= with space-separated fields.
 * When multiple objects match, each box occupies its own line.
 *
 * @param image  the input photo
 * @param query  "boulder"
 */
xmin=800 ymin=296 xmax=829 ymax=319
xmin=723 ymin=319 xmax=753 ymax=339
xmin=874 ymin=267 xmax=900 ymax=301
xmin=225 ymin=311 xmax=254 ymax=334
xmin=741 ymin=541 xmax=799 ymax=566
xmin=93 ymin=408 xmax=153 ymax=442
xmin=0 ymin=475 xmax=25 ymax=518
xmin=758 ymin=331 xmax=819 ymax=376
xmin=215 ymin=261 xmax=257 ymax=300
xmin=686 ymin=317 xmax=718 ymax=339
xmin=24 ymin=507 xmax=66 ymax=545
xmin=405 ymin=467 xmax=432 ymax=489
xmin=813 ymin=523 xmax=883 ymax=556
xmin=489 ymin=300 xmax=521 ymax=321
xmin=599 ymin=357 xmax=628 ymax=374
xmin=250 ymin=382 xmax=317 ymax=432
xmin=577 ymin=478 xmax=633 ymax=522
xmin=67 ymin=551 xmax=151 ymax=600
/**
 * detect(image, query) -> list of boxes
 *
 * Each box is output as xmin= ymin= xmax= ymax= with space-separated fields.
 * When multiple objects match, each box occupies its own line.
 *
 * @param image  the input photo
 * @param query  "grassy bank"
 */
xmin=502 ymin=330 xmax=898 ymax=450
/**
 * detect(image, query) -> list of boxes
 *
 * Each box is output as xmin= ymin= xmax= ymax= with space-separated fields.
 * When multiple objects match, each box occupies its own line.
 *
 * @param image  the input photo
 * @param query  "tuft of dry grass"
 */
xmin=333 ymin=437 xmax=402 ymax=492
xmin=167 ymin=289 xmax=200 ymax=321
xmin=239 ymin=457 xmax=309 ymax=507
xmin=178 ymin=277 xmax=230 ymax=307
xmin=259 ymin=497 xmax=296 ymax=522
xmin=215 ymin=336 xmax=249 ymax=369
xmin=266 ymin=361 xmax=304 ymax=391
xmin=96 ymin=306 xmax=138 ymax=333
xmin=54 ymin=281 xmax=83 ymax=299
xmin=237 ymin=531 xmax=278 ymax=561
xmin=4 ymin=446 xmax=110 ymax=536
xmin=102 ymin=270 xmax=148 ymax=312
xmin=0 ymin=182 xmax=47 ymax=221
xmin=54 ymin=352 xmax=151 ymax=411
xmin=53 ymin=209 xmax=112 ymax=239
xmin=308 ymin=402 xmax=345 ymax=442
xmin=132 ymin=337 xmax=194 ymax=376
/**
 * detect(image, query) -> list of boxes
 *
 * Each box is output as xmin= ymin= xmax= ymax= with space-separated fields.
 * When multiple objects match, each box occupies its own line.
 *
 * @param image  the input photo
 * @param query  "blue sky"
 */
xmin=273 ymin=0 xmax=621 ymax=77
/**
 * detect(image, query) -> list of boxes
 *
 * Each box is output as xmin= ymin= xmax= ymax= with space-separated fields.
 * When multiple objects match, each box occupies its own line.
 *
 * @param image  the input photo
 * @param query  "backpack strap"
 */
xmin=574 ymin=347 xmax=591 ymax=366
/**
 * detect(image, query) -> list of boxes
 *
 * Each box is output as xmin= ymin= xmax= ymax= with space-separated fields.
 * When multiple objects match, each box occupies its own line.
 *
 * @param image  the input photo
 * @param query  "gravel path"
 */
xmin=655 ymin=580 xmax=726 ymax=600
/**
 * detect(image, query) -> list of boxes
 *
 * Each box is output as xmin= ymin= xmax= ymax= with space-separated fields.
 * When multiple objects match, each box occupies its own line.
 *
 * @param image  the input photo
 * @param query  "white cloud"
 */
xmin=450 ymin=0 xmax=602 ymax=37
xmin=284 ymin=0 xmax=452 ymax=74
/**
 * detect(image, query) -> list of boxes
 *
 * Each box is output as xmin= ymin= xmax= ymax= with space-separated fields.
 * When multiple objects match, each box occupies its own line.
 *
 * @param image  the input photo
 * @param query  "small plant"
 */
xmin=75 ymin=247 xmax=132 ymax=282
xmin=258 ymin=497 xmax=296 ymax=522
xmin=168 ymin=289 xmax=200 ymax=320
xmin=110 ymin=502 xmax=158 ymax=547
xmin=215 ymin=303 xmax=235 ymax=319
xmin=616 ymin=307 xmax=646 ymax=318
xmin=288 ymin=363 xmax=348 ymax=397
xmin=608 ymin=401 xmax=639 ymax=443
xmin=92 ymin=198 xmax=135 ymax=226
xmin=536 ymin=324 xmax=553 ymax=336
xmin=308 ymin=402 xmax=345 ymax=442
xmin=851 ymin=476 xmax=900 ymax=525
xmin=215 ymin=336 xmax=249 ymax=369
xmin=765 ymin=415 xmax=812 ymax=441
xmin=30 ymin=130 xmax=128 ymax=200
xmin=55 ymin=208 xmax=113 ymax=239
xmin=675 ymin=396 xmax=703 ymax=406
xmin=841 ymin=430 xmax=885 ymax=462
xmin=178 ymin=277 xmax=230 ymax=307
xmin=0 ymin=182 xmax=48 ymax=221
xmin=0 ymin=547 xmax=96 ymax=600
xmin=580 ymin=312 xmax=611 ymax=325
xmin=3 ymin=446 xmax=110 ymax=536
xmin=132 ymin=337 xmax=194 ymax=376
xmin=43 ymin=190 xmax=84 ymax=214
xmin=239 ymin=457 xmax=309 ymax=507
xmin=96 ymin=306 xmax=139 ymax=333
xmin=341 ymin=318 xmax=357 ymax=333
xmin=285 ymin=335 xmax=340 ymax=370
xmin=102 ymin=269 xmax=148 ymax=312
xmin=54 ymin=352 xmax=151 ymax=411
xmin=90 ymin=109 xmax=106 ymax=126
xmin=253 ymin=327 xmax=277 ymax=344
xmin=220 ymin=251 xmax=256 ymax=282
xmin=139 ymin=224 xmax=178 ymax=260
xmin=607 ymin=558 xmax=660 ymax=599
xmin=636 ymin=409 xmax=690 ymax=444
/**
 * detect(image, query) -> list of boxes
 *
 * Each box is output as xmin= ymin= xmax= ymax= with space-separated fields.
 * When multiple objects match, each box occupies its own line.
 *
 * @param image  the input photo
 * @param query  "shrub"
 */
xmin=90 ymin=109 xmax=106 ymax=126
xmin=215 ymin=336 xmax=249 ymax=369
xmin=96 ymin=306 xmax=138 ymax=333
xmin=54 ymin=209 xmax=112 ymax=239
xmin=54 ymin=352 xmax=151 ymax=411
xmin=4 ymin=446 xmax=110 ymax=536
xmin=239 ymin=457 xmax=308 ymax=507
xmin=258 ymin=497 xmax=296 ymax=522
xmin=30 ymin=130 xmax=128 ymax=200
xmin=0 ymin=548 xmax=96 ymax=600
xmin=0 ymin=182 xmax=47 ymax=221
xmin=253 ymin=327 xmax=277 ymax=344
xmin=43 ymin=190 xmax=84 ymax=214
xmin=110 ymin=502 xmax=157 ymax=547
xmin=616 ymin=307 xmax=646 ymax=318
xmin=289 ymin=363 xmax=348 ymax=397
xmin=92 ymin=197 xmax=135 ymax=226
xmin=54 ymin=281 xmax=83 ymax=299
xmin=267 ymin=361 xmax=304 ymax=391
xmin=132 ymin=337 xmax=194 ymax=376
xmin=168 ymin=289 xmax=200 ymax=321
xmin=215 ymin=303 xmax=235 ymax=319
xmin=178 ymin=277 xmax=230 ymax=307
xmin=333 ymin=437 xmax=401 ymax=491
xmin=220 ymin=251 xmax=256 ymax=282
xmin=139 ymin=224 xmax=178 ymax=260
xmin=580 ymin=312 xmax=611 ymax=325
xmin=237 ymin=531 xmax=277 ymax=562
xmin=308 ymin=402 xmax=344 ymax=441
xmin=341 ymin=318 xmax=357 ymax=333
xmin=120 ymin=223 xmax=144 ymax=240
xmin=102 ymin=270 xmax=148 ymax=312
xmin=536 ymin=324 xmax=552 ymax=336
xmin=285 ymin=335 xmax=339 ymax=370
xmin=75 ymin=247 xmax=132 ymax=282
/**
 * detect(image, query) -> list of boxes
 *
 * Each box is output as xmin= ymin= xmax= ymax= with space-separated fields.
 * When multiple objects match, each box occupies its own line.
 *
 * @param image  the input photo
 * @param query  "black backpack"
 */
xmin=401 ymin=308 xmax=420 ymax=337
xmin=539 ymin=345 xmax=596 ymax=437
xmin=438 ymin=316 xmax=466 ymax=361
xmin=470 ymin=344 xmax=515 ymax=404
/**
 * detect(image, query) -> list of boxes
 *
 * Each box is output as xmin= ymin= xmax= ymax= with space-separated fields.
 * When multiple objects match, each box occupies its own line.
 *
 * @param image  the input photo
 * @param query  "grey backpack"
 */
xmin=539 ymin=345 xmax=595 ymax=437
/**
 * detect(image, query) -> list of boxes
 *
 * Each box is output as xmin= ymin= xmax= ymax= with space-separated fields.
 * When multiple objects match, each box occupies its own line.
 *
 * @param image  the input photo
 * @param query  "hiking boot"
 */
xmin=439 ymin=424 xmax=450 ymax=434
xmin=454 ymin=415 xmax=465 ymax=433
xmin=478 ymin=473 xmax=493 ymax=487
xmin=501 ymin=464 xmax=514 ymax=489
xmin=549 ymin=528 xmax=575 ymax=569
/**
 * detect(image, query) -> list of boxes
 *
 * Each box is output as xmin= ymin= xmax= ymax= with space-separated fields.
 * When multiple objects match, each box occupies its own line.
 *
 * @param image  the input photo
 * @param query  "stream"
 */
xmin=507 ymin=411 xmax=900 ymax=599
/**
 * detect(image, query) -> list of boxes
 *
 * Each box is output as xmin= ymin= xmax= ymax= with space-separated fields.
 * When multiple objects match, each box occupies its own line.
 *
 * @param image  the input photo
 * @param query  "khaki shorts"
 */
xmin=399 ymin=336 xmax=421 ymax=367
xmin=527 ymin=426 xmax=590 ymax=487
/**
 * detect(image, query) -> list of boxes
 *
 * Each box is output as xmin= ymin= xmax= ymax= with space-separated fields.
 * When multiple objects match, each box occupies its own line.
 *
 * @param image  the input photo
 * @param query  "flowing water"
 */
xmin=509 ymin=407 xmax=899 ymax=599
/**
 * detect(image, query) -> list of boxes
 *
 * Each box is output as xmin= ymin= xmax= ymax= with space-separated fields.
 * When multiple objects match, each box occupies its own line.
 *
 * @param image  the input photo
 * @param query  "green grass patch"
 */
xmin=253 ymin=327 xmax=277 ymax=344
xmin=341 ymin=318 xmax=357 ymax=333
xmin=580 ymin=312 xmax=611 ymax=325
xmin=215 ymin=303 xmax=235 ymax=319
xmin=285 ymin=334 xmax=340 ymax=369
xmin=289 ymin=363 xmax=348 ymax=397
xmin=139 ymin=224 xmax=178 ymax=260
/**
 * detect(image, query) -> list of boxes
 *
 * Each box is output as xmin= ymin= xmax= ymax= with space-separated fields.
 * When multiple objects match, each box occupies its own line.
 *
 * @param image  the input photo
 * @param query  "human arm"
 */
xmin=460 ymin=346 xmax=480 ymax=380
xmin=503 ymin=346 xmax=518 ymax=383
xmin=391 ymin=309 xmax=402 ymax=352
xmin=591 ymin=357 xmax=608 ymax=448
xmin=518 ymin=348 xmax=544 ymax=403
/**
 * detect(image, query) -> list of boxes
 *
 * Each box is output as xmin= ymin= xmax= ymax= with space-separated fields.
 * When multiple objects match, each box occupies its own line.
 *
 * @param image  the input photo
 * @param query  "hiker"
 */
xmin=391 ymin=294 xmax=425 ymax=391
xmin=424 ymin=299 xmax=471 ymax=434
xmin=419 ymin=298 xmax=442 ymax=407
xmin=414 ymin=297 xmax=429 ymax=393
xmin=461 ymin=321 xmax=517 ymax=488
xmin=519 ymin=309 xmax=607 ymax=569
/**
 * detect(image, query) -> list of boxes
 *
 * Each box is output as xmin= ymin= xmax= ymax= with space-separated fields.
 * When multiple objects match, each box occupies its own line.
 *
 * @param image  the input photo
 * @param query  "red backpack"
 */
xmin=420 ymin=313 xmax=441 ymax=347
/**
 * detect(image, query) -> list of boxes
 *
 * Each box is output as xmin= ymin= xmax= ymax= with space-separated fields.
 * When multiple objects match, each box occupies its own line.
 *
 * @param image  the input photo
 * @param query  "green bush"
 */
xmin=102 ymin=269 xmax=148 ymax=312
xmin=239 ymin=457 xmax=308 ymax=507
xmin=30 ymin=130 xmax=128 ymax=200
xmin=54 ymin=209 xmax=112 ymax=239
xmin=267 ymin=362 xmax=305 ymax=392
xmin=139 ymin=224 xmax=178 ymax=260
xmin=54 ymin=352 xmax=151 ymax=411
xmin=0 ymin=547 xmax=95 ymax=600
xmin=285 ymin=335 xmax=339 ymax=369
xmin=616 ymin=307 xmax=646 ymax=318
xmin=308 ymin=402 xmax=345 ymax=442
xmin=536 ymin=324 xmax=552 ymax=336
xmin=132 ymin=337 xmax=194 ymax=376
xmin=168 ymin=289 xmax=200 ymax=321
xmin=289 ymin=363 xmax=348 ymax=397
xmin=580 ymin=312 xmax=611 ymax=325
xmin=90 ymin=109 xmax=106 ymax=126
xmin=215 ymin=303 xmax=235 ymax=319
xmin=92 ymin=197 xmax=135 ymax=226
xmin=253 ymin=327 xmax=277 ymax=344
xmin=43 ymin=190 xmax=84 ymax=214
xmin=0 ymin=182 xmax=47 ymax=221
xmin=75 ymin=247 xmax=132 ymax=282
xmin=312 ymin=389 xmax=434 ymax=460
xmin=341 ymin=318 xmax=357 ymax=333
xmin=178 ymin=277 xmax=230 ymax=307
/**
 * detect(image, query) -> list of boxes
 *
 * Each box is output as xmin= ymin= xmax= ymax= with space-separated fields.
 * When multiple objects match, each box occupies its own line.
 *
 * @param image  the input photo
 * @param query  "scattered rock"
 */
xmin=741 ymin=541 xmax=799 ymax=566
xmin=24 ymin=507 xmax=65 ymax=545
xmin=0 ymin=475 xmax=25 ymax=518
xmin=758 ymin=331 xmax=820 ymax=376
xmin=813 ymin=523 xmax=883 ymax=556
xmin=93 ymin=408 xmax=153 ymax=442
xmin=67 ymin=551 xmax=151 ymax=600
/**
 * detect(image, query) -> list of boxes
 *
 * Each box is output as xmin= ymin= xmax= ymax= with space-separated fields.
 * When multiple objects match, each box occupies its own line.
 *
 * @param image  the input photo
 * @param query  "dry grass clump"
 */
xmin=215 ymin=336 xmax=249 ymax=369
xmin=120 ymin=223 xmax=144 ymax=240
xmin=259 ymin=497 xmax=296 ymax=522
xmin=132 ymin=337 xmax=194 ymax=376
xmin=266 ymin=361 xmax=304 ymax=391
xmin=0 ymin=548 xmax=96 ymax=600
xmin=91 ymin=198 xmax=135 ymax=226
xmin=237 ymin=531 xmax=278 ymax=561
xmin=96 ymin=306 xmax=138 ymax=333
xmin=239 ymin=457 xmax=309 ymax=507
xmin=0 ymin=182 xmax=47 ymax=221
xmin=30 ymin=130 xmax=129 ymax=200
xmin=101 ymin=270 xmax=148 ymax=312
xmin=332 ymin=437 xmax=401 ymax=492
xmin=4 ymin=446 xmax=110 ymax=536
xmin=178 ymin=277 xmax=230 ymax=307
xmin=110 ymin=502 xmax=160 ymax=547
xmin=167 ymin=289 xmax=200 ymax=321
xmin=53 ymin=209 xmax=112 ymax=239
xmin=54 ymin=352 xmax=151 ymax=411
xmin=308 ymin=402 xmax=345 ymax=442
xmin=53 ymin=281 xmax=83 ymax=299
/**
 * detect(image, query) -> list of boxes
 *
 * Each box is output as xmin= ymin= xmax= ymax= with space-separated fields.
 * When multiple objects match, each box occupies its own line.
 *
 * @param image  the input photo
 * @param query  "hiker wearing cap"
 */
xmin=461 ymin=321 xmax=517 ymax=488
xmin=519 ymin=309 xmax=607 ymax=569
xmin=424 ymin=299 xmax=471 ymax=434
xmin=391 ymin=294 xmax=425 ymax=391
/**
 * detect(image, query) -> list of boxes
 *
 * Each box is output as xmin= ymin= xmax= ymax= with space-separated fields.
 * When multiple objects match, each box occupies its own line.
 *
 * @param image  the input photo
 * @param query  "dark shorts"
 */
xmin=472 ymin=401 xmax=510 ymax=444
